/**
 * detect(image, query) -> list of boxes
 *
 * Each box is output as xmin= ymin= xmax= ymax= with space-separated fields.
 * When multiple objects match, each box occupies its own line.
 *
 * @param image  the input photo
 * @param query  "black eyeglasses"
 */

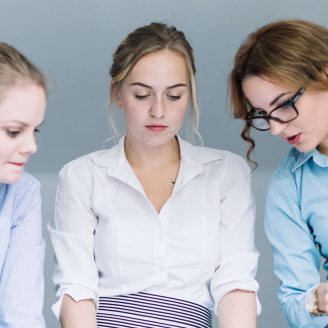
xmin=246 ymin=88 xmax=305 ymax=131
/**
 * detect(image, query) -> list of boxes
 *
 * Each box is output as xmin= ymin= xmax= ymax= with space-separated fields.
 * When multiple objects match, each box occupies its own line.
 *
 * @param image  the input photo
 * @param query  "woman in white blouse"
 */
xmin=49 ymin=22 xmax=259 ymax=328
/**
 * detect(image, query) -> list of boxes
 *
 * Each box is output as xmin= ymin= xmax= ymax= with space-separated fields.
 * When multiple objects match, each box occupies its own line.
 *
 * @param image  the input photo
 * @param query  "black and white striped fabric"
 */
xmin=96 ymin=292 xmax=212 ymax=328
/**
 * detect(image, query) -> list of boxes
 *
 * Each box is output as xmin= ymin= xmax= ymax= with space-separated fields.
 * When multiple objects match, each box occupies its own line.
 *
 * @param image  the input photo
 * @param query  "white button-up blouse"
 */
xmin=48 ymin=136 xmax=259 ymax=318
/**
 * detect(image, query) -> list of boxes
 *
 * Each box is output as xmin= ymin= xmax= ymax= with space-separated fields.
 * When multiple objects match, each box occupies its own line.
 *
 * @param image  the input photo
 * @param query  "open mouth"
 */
xmin=286 ymin=133 xmax=301 ymax=145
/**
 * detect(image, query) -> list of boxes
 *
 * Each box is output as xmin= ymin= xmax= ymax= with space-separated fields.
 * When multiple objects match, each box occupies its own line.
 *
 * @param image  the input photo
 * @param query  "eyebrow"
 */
xmin=269 ymin=92 xmax=290 ymax=106
xmin=129 ymin=82 xmax=188 ymax=90
xmin=3 ymin=119 xmax=45 ymax=127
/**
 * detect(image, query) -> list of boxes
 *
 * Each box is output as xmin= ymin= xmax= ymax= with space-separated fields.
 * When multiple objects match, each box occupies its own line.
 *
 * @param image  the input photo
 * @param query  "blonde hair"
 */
xmin=108 ymin=22 xmax=201 ymax=142
xmin=0 ymin=42 xmax=46 ymax=103
xmin=229 ymin=19 xmax=328 ymax=163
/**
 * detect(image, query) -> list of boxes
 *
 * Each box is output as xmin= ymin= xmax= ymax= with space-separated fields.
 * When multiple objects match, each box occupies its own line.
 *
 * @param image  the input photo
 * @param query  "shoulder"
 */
xmin=15 ymin=172 xmax=40 ymax=189
xmin=180 ymin=138 xmax=249 ymax=172
xmin=11 ymin=172 xmax=40 ymax=199
xmin=269 ymin=148 xmax=300 ymax=191
xmin=5 ymin=173 xmax=41 ymax=218
xmin=181 ymin=140 xmax=251 ymax=190
xmin=60 ymin=148 xmax=117 ymax=175
xmin=199 ymin=145 xmax=250 ymax=176
xmin=57 ymin=147 xmax=121 ymax=192
xmin=265 ymin=148 xmax=301 ymax=217
xmin=273 ymin=148 xmax=299 ymax=179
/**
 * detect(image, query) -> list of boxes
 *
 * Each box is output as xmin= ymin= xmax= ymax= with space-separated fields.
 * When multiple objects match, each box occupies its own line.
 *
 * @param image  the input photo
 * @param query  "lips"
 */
xmin=286 ymin=133 xmax=301 ymax=145
xmin=8 ymin=162 xmax=25 ymax=167
xmin=146 ymin=125 xmax=167 ymax=132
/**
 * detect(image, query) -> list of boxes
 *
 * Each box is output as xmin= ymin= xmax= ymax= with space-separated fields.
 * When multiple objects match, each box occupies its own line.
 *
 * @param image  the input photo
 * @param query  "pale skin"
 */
xmin=60 ymin=50 xmax=257 ymax=327
xmin=218 ymin=290 xmax=257 ymax=328
xmin=316 ymin=283 xmax=328 ymax=313
xmin=0 ymin=84 xmax=46 ymax=183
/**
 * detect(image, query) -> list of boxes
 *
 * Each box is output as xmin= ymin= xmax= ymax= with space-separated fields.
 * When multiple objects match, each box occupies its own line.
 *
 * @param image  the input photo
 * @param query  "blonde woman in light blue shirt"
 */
xmin=0 ymin=42 xmax=46 ymax=327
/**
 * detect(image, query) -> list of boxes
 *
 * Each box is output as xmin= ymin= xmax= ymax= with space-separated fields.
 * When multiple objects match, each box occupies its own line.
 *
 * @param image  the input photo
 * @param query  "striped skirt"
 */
xmin=96 ymin=292 xmax=212 ymax=328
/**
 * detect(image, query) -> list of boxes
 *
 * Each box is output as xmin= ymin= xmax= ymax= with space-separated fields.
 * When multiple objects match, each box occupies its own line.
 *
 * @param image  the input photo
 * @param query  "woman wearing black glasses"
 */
xmin=229 ymin=19 xmax=328 ymax=328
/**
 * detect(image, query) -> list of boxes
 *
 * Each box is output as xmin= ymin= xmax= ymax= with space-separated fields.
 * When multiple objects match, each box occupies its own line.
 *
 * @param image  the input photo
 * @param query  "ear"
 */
xmin=111 ymin=80 xmax=123 ymax=109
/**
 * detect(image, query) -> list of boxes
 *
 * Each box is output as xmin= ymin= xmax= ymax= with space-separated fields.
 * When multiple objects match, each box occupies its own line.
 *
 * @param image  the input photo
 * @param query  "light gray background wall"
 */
xmin=1 ymin=1 xmax=328 ymax=327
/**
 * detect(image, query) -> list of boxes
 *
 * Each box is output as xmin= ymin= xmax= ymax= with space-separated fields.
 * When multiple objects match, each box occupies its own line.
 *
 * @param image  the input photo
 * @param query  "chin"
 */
xmin=295 ymin=142 xmax=317 ymax=154
xmin=0 ymin=172 xmax=22 ymax=184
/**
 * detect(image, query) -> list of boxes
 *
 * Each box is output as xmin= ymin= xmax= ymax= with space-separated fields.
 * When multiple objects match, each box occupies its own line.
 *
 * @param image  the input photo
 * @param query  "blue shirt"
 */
xmin=265 ymin=147 xmax=328 ymax=328
xmin=0 ymin=173 xmax=45 ymax=328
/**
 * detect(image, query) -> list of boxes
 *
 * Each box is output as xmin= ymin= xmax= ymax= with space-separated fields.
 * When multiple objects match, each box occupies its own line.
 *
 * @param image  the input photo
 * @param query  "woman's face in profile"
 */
xmin=242 ymin=75 xmax=328 ymax=154
xmin=0 ymin=84 xmax=46 ymax=184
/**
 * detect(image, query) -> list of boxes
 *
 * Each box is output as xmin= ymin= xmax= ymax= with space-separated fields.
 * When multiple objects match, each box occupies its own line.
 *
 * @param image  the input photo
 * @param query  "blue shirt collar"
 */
xmin=292 ymin=148 xmax=328 ymax=172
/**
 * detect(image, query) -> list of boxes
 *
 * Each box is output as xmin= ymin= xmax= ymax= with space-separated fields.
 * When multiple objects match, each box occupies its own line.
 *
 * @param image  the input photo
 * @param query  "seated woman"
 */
xmin=229 ymin=19 xmax=328 ymax=328
xmin=49 ymin=22 xmax=259 ymax=328
xmin=0 ymin=42 xmax=47 ymax=326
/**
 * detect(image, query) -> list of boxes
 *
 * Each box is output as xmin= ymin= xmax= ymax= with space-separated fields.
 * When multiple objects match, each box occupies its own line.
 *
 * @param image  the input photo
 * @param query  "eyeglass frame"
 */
xmin=245 ymin=87 xmax=305 ymax=131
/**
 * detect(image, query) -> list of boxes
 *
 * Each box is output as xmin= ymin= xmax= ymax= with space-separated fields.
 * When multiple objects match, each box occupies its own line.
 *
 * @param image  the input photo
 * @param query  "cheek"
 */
xmin=122 ymin=106 xmax=144 ymax=126
xmin=174 ymin=102 xmax=189 ymax=120
xmin=0 ymin=144 xmax=13 ymax=161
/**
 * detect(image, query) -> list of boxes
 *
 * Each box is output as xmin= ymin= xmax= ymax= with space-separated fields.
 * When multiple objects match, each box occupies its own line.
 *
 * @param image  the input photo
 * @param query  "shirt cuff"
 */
xmin=213 ymin=282 xmax=261 ymax=316
xmin=52 ymin=285 xmax=98 ymax=320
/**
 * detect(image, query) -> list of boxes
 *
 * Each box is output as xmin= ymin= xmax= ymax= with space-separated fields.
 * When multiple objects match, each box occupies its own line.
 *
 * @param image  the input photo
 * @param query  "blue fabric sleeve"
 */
xmin=264 ymin=158 xmax=327 ymax=328
xmin=0 ymin=178 xmax=45 ymax=327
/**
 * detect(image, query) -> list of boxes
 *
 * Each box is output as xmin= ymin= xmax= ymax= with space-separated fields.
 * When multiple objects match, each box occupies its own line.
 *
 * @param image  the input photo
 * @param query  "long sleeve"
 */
xmin=210 ymin=154 xmax=260 ymax=314
xmin=48 ymin=161 xmax=99 ymax=319
xmin=264 ymin=159 xmax=328 ymax=328
xmin=0 ymin=178 xmax=45 ymax=328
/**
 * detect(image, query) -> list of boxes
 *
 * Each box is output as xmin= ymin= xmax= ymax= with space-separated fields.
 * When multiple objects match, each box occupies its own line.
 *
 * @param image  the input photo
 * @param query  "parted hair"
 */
xmin=229 ymin=19 xmax=328 ymax=162
xmin=0 ymin=42 xmax=46 ymax=102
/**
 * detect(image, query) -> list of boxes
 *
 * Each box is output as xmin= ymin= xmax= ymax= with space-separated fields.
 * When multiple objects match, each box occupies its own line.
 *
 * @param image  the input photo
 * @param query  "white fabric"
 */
xmin=48 ymin=136 xmax=260 ymax=319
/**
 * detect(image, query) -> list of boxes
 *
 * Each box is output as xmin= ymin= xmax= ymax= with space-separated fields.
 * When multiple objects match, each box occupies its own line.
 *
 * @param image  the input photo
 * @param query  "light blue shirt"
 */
xmin=265 ymin=147 xmax=328 ymax=328
xmin=0 ymin=173 xmax=45 ymax=328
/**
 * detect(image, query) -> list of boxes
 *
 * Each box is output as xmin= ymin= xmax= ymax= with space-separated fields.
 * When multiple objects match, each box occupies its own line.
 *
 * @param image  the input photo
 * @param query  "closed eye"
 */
xmin=6 ymin=130 xmax=20 ymax=138
xmin=248 ymin=109 xmax=267 ymax=118
xmin=167 ymin=95 xmax=181 ymax=101
xmin=135 ymin=94 xmax=150 ymax=100
xmin=274 ymin=98 xmax=294 ymax=110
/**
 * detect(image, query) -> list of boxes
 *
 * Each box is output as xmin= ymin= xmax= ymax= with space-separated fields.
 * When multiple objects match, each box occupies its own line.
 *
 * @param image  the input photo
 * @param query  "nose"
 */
xmin=149 ymin=97 xmax=165 ymax=119
xmin=269 ymin=120 xmax=286 ymax=136
xmin=19 ymin=133 xmax=38 ymax=156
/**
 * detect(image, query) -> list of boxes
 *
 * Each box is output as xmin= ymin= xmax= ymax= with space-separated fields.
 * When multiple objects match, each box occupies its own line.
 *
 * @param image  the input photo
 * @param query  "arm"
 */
xmin=265 ymin=162 xmax=328 ymax=327
xmin=217 ymin=290 xmax=256 ymax=328
xmin=0 ymin=178 xmax=45 ymax=327
xmin=210 ymin=154 xmax=259 ymax=328
xmin=60 ymin=295 xmax=97 ymax=328
xmin=48 ymin=160 xmax=99 ymax=323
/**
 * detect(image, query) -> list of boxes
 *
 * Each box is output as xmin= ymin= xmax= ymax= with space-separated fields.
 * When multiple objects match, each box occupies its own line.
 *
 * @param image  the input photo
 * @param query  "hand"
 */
xmin=316 ymin=283 xmax=328 ymax=313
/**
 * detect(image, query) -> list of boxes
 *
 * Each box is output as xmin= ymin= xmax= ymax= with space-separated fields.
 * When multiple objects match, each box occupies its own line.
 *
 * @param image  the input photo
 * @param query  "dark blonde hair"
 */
xmin=229 ymin=19 xmax=328 ymax=162
xmin=109 ymin=22 xmax=201 ymax=140
xmin=0 ymin=42 xmax=46 ymax=102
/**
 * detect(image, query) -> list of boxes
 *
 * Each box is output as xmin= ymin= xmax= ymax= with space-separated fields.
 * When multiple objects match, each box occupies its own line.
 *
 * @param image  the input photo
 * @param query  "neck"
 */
xmin=124 ymin=136 xmax=180 ymax=168
xmin=317 ymin=144 xmax=328 ymax=156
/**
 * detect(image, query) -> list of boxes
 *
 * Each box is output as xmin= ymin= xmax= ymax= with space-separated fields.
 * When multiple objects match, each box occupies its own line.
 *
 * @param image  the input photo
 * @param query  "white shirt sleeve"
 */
xmin=210 ymin=153 xmax=260 ymax=315
xmin=48 ymin=160 xmax=99 ymax=319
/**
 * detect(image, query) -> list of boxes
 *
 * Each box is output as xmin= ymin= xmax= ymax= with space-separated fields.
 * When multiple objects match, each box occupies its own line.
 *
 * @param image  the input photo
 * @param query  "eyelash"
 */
xmin=135 ymin=95 xmax=149 ymax=100
xmin=6 ymin=128 xmax=41 ymax=138
xmin=135 ymin=94 xmax=182 ymax=101
xmin=6 ymin=130 xmax=20 ymax=138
